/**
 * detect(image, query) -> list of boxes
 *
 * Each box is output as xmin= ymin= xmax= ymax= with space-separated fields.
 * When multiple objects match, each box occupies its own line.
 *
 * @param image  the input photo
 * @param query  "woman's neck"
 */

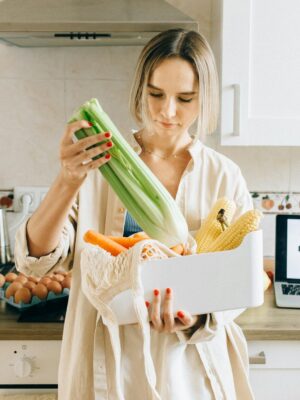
xmin=135 ymin=129 xmax=193 ymax=159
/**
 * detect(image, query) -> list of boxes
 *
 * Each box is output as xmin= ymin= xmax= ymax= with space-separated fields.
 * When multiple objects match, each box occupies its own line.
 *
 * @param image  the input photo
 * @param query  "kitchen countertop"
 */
xmin=1 ymin=285 xmax=300 ymax=340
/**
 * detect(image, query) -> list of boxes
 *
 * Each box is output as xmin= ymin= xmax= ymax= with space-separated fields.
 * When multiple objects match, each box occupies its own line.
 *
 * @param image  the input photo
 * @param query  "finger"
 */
xmin=62 ymin=132 xmax=112 ymax=158
xmin=78 ymin=152 xmax=111 ymax=172
xmin=73 ymin=140 xmax=113 ymax=166
xmin=162 ymin=288 xmax=174 ymax=333
xmin=61 ymin=120 xmax=94 ymax=145
xmin=176 ymin=310 xmax=196 ymax=327
xmin=151 ymin=289 xmax=163 ymax=332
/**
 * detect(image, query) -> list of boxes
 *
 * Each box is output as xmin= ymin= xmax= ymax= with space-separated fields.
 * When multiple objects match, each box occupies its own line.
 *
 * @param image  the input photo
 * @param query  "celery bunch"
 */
xmin=69 ymin=98 xmax=188 ymax=247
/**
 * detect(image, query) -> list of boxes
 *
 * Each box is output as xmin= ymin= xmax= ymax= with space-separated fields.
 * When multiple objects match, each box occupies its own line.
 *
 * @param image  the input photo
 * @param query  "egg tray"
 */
xmin=0 ymin=282 xmax=70 ymax=310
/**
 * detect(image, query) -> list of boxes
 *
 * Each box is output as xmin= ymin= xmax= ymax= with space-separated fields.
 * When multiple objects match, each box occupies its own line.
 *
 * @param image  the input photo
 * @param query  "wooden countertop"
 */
xmin=1 ymin=260 xmax=300 ymax=341
xmin=0 ymin=300 xmax=64 ymax=340
xmin=237 ymin=285 xmax=300 ymax=340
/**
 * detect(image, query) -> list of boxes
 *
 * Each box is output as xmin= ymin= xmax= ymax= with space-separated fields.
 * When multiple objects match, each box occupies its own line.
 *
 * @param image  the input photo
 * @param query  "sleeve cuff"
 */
xmin=176 ymin=309 xmax=246 ymax=344
xmin=14 ymin=218 xmax=74 ymax=277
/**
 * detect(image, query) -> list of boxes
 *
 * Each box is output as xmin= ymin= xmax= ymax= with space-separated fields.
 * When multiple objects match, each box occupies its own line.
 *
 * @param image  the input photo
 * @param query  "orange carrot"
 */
xmin=108 ymin=236 xmax=147 ymax=249
xmin=170 ymin=244 xmax=184 ymax=255
xmin=132 ymin=232 xmax=150 ymax=239
xmin=83 ymin=230 xmax=126 ymax=256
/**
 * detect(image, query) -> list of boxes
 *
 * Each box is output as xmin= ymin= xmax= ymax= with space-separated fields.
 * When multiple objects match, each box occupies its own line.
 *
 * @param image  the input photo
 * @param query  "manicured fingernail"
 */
xmin=145 ymin=301 xmax=150 ymax=308
xmin=88 ymin=122 xmax=93 ymax=126
xmin=177 ymin=311 xmax=184 ymax=319
xmin=106 ymin=141 xmax=113 ymax=148
xmin=154 ymin=289 xmax=159 ymax=296
xmin=105 ymin=153 xmax=111 ymax=160
xmin=166 ymin=288 xmax=171 ymax=294
xmin=104 ymin=132 xmax=110 ymax=138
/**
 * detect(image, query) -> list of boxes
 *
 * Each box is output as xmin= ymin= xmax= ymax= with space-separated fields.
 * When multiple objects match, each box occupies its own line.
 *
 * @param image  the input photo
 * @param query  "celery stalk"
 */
xmin=68 ymin=98 xmax=188 ymax=247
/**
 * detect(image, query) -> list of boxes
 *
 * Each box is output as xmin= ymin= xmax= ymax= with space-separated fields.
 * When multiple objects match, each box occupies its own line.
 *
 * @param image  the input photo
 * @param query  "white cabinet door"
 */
xmin=248 ymin=340 xmax=300 ymax=400
xmin=220 ymin=0 xmax=300 ymax=146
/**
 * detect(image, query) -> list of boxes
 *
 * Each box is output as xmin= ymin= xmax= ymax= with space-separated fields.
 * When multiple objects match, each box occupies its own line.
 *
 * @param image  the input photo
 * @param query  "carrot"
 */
xmin=108 ymin=236 xmax=147 ymax=249
xmin=132 ymin=231 xmax=150 ymax=239
xmin=170 ymin=244 xmax=184 ymax=255
xmin=83 ymin=230 xmax=126 ymax=256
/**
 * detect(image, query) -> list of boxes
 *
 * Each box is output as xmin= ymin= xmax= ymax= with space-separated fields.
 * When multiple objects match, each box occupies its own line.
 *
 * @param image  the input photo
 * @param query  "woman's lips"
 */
xmin=158 ymin=121 xmax=177 ymax=128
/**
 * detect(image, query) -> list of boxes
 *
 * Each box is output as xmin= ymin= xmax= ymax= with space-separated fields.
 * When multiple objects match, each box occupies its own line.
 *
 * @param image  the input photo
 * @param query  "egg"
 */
xmin=40 ymin=276 xmax=52 ymax=286
xmin=32 ymin=283 xmax=48 ymax=300
xmin=5 ymin=281 xmax=23 ymax=299
xmin=61 ymin=276 xmax=71 ymax=289
xmin=28 ymin=276 xmax=40 ymax=283
xmin=5 ymin=272 xmax=18 ymax=283
xmin=23 ymin=281 xmax=36 ymax=292
xmin=53 ymin=273 xmax=64 ymax=283
xmin=0 ymin=273 xmax=5 ymax=288
xmin=15 ymin=275 xmax=28 ymax=285
xmin=47 ymin=280 xmax=62 ymax=295
xmin=14 ymin=287 xmax=32 ymax=304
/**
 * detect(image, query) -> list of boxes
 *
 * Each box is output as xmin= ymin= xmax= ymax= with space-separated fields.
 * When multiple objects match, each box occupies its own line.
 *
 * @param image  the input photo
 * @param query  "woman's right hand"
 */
xmin=59 ymin=120 xmax=113 ymax=188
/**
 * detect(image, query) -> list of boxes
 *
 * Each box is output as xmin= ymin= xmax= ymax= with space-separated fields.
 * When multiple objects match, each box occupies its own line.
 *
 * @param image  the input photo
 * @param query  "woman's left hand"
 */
xmin=146 ymin=288 xmax=198 ymax=333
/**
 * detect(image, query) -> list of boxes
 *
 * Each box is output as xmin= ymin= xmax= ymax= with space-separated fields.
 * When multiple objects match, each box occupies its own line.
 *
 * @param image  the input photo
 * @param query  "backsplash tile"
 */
xmin=251 ymin=191 xmax=300 ymax=214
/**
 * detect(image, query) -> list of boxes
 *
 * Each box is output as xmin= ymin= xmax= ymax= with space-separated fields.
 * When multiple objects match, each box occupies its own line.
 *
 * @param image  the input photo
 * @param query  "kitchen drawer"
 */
xmin=248 ymin=341 xmax=300 ymax=400
xmin=248 ymin=340 xmax=300 ymax=369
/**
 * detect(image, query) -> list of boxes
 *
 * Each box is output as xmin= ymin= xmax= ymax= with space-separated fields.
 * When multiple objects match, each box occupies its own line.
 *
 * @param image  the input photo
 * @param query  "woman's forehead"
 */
xmin=149 ymin=58 xmax=198 ymax=92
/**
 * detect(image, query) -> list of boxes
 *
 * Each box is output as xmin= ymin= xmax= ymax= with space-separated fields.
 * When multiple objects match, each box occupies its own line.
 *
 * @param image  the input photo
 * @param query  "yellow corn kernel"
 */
xmin=195 ymin=197 xmax=236 ymax=253
xmin=203 ymin=209 xmax=262 ymax=253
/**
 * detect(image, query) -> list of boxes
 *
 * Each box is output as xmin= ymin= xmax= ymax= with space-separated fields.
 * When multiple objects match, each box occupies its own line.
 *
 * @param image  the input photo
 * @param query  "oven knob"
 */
xmin=14 ymin=356 xmax=34 ymax=378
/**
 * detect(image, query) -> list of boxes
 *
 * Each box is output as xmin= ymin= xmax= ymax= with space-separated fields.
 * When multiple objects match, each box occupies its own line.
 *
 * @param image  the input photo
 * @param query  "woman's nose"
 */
xmin=160 ymin=98 xmax=177 ymax=119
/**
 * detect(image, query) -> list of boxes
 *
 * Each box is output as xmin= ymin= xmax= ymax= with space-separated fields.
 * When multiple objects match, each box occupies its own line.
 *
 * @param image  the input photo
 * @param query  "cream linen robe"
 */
xmin=14 ymin=135 xmax=255 ymax=400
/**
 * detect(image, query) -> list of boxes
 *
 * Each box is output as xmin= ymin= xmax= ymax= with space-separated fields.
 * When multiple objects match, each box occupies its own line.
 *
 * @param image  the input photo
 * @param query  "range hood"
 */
xmin=0 ymin=0 xmax=198 ymax=47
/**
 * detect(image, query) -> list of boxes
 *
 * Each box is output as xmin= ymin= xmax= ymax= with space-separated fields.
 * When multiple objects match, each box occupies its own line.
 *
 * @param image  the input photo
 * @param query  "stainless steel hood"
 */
xmin=0 ymin=0 xmax=198 ymax=47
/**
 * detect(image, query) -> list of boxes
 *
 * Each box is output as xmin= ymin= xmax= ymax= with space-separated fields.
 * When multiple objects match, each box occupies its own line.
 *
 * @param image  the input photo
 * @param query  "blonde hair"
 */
xmin=129 ymin=29 xmax=219 ymax=142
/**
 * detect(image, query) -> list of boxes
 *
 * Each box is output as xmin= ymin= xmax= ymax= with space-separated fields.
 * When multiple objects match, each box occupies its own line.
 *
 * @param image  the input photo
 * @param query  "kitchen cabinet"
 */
xmin=248 ymin=340 xmax=300 ymax=400
xmin=219 ymin=0 xmax=300 ymax=146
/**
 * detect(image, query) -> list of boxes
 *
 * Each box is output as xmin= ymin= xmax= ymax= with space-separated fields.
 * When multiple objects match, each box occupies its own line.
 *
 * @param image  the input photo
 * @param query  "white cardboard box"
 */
xmin=110 ymin=229 xmax=264 ymax=325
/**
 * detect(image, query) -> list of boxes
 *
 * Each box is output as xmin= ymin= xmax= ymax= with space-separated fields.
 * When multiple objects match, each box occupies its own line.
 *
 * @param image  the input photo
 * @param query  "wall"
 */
xmin=0 ymin=44 xmax=141 ymax=188
xmin=1 ymin=0 xmax=300 ymax=193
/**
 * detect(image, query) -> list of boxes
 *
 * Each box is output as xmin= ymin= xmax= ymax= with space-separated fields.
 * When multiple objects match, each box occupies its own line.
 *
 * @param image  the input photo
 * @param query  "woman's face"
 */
xmin=146 ymin=57 xmax=199 ymax=137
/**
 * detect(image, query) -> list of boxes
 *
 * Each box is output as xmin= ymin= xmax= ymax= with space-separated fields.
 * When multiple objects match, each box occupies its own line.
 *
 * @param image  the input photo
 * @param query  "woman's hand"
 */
xmin=59 ymin=120 xmax=113 ymax=188
xmin=146 ymin=288 xmax=198 ymax=333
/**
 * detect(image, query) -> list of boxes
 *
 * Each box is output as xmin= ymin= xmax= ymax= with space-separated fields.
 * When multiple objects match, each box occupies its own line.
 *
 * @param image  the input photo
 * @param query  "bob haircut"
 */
xmin=129 ymin=28 xmax=219 ymax=143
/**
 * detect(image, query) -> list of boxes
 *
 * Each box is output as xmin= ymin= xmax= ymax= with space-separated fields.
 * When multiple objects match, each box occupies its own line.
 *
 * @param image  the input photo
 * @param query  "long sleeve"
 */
xmin=14 ymin=201 xmax=78 ymax=278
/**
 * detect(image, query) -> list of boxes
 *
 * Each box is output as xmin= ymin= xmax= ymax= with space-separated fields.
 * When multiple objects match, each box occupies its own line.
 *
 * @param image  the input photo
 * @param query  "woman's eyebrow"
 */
xmin=147 ymin=83 xmax=197 ymax=95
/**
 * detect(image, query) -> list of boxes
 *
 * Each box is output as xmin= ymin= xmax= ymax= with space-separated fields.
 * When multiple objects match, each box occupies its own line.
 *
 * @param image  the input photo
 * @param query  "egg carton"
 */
xmin=0 ymin=282 xmax=70 ymax=310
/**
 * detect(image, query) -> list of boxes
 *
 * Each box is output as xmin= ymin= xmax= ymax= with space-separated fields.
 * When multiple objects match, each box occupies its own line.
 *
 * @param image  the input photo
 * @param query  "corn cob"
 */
xmin=195 ymin=198 xmax=236 ymax=253
xmin=203 ymin=209 xmax=262 ymax=253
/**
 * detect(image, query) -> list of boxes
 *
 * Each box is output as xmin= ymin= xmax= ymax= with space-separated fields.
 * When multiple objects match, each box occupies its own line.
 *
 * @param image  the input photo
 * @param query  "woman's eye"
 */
xmin=179 ymin=98 xmax=193 ymax=103
xmin=149 ymin=93 xmax=193 ymax=103
xmin=149 ymin=92 xmax=163 ymax=98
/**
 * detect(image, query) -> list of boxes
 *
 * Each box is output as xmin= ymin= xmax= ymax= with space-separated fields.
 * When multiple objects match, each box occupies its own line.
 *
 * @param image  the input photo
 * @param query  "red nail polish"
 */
xmin=154 ymin=289 xmax=159 ymax=296
xmin=106 ymin=141 xmax=113 ymax=147
xmin=105 ymin=153 xmax=111 ymax=160
xmin=177 ymin=311 xmax=184 ymax=319
xmin=88 ymin=122 xmax=93 ymax=126
xmin=145 ymin=301 xmax=150 ymax=308
xmin=166 ymin=288 xmax=171 ymax=294
xmin=105 ymin=132 xmax=110 ymax=138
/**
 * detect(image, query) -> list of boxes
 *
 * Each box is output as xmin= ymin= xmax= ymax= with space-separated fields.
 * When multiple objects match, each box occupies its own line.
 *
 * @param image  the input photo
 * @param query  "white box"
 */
xmin=110 ymin=229 xmax=264 ymax=325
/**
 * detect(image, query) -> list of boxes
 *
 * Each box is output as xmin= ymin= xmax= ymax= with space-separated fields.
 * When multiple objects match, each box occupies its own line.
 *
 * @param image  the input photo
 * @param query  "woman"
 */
xmin=15 ymin=29 xmax=254 ymax=399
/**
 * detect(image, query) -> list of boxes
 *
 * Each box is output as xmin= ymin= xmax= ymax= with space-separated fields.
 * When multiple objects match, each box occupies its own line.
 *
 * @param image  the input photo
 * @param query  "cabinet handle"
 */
xmin=232 ymin=83 xmax=240 ymax=136
xmin=249 ymin=351 xmax=266 ymax=365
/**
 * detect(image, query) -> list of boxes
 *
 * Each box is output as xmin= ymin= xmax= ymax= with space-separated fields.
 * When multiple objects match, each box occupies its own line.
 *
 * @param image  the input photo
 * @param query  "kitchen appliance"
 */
xmin=274 ymin=214 xmax=300 ymax=308
xmin=0 ymin=0 xmax=198 ymax=47
xmin=0 ymin=208 xmax=13 ymax=267
xmin=0 ymin=340 xmax=61 ymax=395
